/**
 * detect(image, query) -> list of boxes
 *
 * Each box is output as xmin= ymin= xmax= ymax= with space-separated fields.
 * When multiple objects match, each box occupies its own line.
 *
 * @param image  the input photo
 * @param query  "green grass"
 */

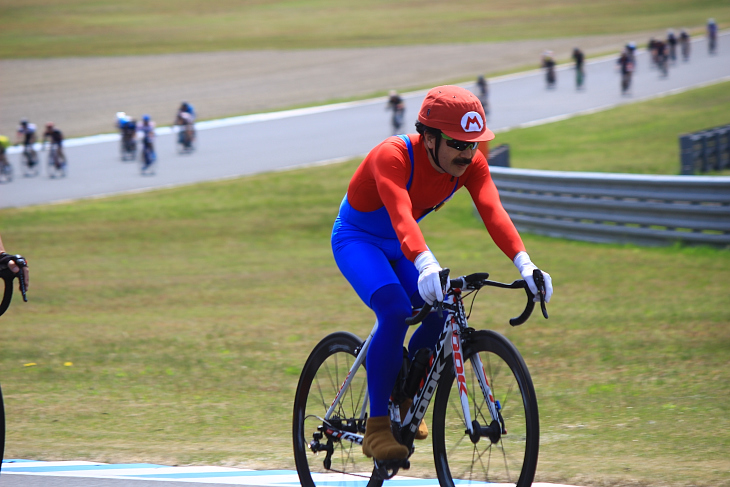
xmin=1 ymin=83 xmax=729 ymax=486
xmin=496 ymin=80 xmax=730 ymax=174
xmin=1 ymin=0 xmax=728 ymax=58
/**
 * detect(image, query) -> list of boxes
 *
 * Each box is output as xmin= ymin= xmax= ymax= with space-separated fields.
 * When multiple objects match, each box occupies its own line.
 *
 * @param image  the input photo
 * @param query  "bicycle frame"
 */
xmin=322 ymin=291 xmax=501 ymax=451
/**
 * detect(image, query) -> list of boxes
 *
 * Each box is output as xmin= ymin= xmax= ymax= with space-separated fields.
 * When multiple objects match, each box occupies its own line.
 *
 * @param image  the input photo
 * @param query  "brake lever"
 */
xmin=436 ymin=268 xmax=451 ymax=319
xmin=532 ymin=269 xmax=548 ymax=319
xmin=16 ymin=257 xmax=28 ymax=302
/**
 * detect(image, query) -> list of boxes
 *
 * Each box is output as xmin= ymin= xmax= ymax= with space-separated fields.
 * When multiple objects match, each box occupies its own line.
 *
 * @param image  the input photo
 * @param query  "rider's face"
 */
xmin=425 ymin=133 xmax=477 ymax=178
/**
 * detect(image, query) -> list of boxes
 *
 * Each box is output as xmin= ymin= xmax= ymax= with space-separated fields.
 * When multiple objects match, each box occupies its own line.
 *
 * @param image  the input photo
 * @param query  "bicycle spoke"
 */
xmin=434 ymin=331 xmax=537 ymax=487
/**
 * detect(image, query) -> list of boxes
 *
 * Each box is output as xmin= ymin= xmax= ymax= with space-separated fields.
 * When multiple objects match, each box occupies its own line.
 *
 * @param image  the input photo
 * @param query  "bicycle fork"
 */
xmin=450 ymin=310 xmax=504 ymax=444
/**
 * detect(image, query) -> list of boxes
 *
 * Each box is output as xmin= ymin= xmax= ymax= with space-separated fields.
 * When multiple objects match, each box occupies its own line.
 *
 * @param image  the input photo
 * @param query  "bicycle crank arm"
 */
xmin=374 ymin=458 xmax=410 ymax=480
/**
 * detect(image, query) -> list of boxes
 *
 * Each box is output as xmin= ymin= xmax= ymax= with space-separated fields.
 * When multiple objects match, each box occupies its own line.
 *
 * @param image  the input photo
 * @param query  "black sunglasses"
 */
xmin=441 ymin=133 xmax=478 ymax=151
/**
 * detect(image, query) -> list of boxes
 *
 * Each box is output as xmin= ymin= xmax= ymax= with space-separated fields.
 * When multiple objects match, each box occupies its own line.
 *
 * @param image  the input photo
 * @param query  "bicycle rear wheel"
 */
xmin=432 ymin=330 xmax=539 ymax=487
xmin=293 ymin=332 xmax=382 ymax=487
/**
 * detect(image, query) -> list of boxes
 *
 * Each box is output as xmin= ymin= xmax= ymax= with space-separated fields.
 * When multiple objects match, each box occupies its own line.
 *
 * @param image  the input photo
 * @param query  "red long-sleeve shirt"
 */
xmin=347 ymin=134 xmax=525 ymax=262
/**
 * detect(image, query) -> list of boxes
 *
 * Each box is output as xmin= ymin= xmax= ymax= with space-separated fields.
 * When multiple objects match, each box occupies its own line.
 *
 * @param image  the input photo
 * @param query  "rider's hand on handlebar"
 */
xmin=513 ymin=251 xmax=552 ymax=303
xmin=415 ymin=250 xmax=444 ymax=305
xmin=0 ymin=252 xmax=30 ymax=290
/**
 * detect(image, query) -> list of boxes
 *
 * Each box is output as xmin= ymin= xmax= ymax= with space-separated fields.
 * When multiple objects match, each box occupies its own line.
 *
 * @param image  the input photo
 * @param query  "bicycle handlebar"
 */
xmin=0 ymin=253 xmax=29 ymax=317
xmin=404 ymin=268 xmax=549 ymax=327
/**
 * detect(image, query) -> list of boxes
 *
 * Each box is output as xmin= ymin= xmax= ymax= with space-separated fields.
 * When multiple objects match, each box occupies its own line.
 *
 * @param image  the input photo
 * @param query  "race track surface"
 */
xmin=1 ymin=460 xmax=582 ymax=487
xmin=1 ymin=33 xmax=727 ymax=210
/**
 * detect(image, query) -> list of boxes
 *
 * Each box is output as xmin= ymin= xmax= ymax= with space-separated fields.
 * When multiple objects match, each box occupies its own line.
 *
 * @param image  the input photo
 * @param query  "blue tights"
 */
xmin=366 ymin=283 xmax=445 ymax=417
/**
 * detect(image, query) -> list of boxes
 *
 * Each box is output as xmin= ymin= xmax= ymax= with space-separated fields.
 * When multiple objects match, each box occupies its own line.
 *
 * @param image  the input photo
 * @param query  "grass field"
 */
xmin=1 ymin=81 xmax=729 ymax=486
xmin=1 ymin=0 xmax=728 ymax=58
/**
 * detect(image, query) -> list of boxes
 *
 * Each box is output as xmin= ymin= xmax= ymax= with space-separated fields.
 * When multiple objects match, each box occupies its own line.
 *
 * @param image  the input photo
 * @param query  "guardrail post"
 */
xmin=718 ymin=126 xmax=729 ymax=170
xmin=679 ymin=134 xmax=696 ymax=175
xmin=488 ymin=144 xmax=510 ymax=167
xmin=679 ymin=124 xmax=730 ymax=174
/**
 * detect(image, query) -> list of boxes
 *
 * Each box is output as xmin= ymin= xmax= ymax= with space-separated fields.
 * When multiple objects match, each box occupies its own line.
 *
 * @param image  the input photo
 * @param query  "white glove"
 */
xmin=414 ymin=250 xmax=444 ymax=305
xmin=513 ymin=251 xmax=553 ymax=303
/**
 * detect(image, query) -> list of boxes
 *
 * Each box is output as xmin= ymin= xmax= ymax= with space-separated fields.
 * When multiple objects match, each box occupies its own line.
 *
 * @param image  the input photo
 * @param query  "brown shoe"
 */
xmin=400 ymin=399 xmax=428 ymax=440
xmin=362 ymin=416 xmax=409 ymax=460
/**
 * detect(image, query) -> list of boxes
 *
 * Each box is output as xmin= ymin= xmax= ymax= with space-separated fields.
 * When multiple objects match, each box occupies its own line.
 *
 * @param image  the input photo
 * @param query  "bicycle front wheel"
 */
xmin=293 ymin=332 xmax=382 ymax=487
xmin=1 ymin=382 xmax=5 ymax=473
xmin=432 ymin=330 xmax=539 ymax=487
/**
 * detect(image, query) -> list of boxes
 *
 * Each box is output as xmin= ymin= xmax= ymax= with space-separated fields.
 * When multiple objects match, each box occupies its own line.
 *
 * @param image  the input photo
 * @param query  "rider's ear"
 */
xmin=424 ymin=132 xmax=436 ymax=150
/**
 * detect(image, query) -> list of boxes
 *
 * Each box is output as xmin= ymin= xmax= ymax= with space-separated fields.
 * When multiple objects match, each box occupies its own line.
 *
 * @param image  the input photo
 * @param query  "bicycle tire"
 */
xmin=432 ymin=330 xmax=539 ymax=487
xmin=22 ymin=152 xmax=38 ymax=178
xmin=0 ymin=382 xmax=4 ymax=473
xmin=0 ymin=163 xmax=12 ymax=183
xmin=293 ymin=331 xmax=383 ymax=487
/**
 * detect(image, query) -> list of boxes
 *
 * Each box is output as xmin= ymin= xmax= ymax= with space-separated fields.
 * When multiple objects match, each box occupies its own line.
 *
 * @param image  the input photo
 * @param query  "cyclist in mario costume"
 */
xmin=331 ymin=85 xmax=553 ymax=461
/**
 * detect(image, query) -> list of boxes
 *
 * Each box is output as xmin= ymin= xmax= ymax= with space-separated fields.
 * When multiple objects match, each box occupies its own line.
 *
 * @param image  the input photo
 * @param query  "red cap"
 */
xmin=418 ymin=85 xmax=494 ymax=142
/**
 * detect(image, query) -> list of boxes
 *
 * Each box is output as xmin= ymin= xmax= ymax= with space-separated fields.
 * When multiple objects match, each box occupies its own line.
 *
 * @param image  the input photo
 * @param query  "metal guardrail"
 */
xmin=679 ymin=124 xmax=730 ymax=175
xmin=487 ymin=167 xmax=730 ymax=247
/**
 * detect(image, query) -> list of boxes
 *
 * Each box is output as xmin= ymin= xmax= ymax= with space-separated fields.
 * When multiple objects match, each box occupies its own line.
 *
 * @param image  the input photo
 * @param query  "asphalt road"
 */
xmin=1 ymin=33 xmax=728 ymax=211
xmin=0 ymin=34 xmax=729 ymax=487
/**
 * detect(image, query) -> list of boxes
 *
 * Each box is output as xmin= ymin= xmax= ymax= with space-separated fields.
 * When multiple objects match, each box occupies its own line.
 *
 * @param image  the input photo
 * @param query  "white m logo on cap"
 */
xmin=461 ymin=111 xmax=483 ymax=132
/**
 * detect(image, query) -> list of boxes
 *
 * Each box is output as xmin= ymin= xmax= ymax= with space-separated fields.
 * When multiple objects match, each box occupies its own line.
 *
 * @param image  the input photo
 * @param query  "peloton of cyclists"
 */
xmin=41 ymin=122 xmax=66 ymax=168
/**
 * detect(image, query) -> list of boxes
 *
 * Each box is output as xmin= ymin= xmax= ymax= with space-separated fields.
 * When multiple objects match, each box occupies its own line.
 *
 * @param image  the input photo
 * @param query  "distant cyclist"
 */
xmin=572 ymin=47 xmax=585 ymax=90
xmin=476 ymin=75 xmax=489 ymax=115
xmin=138 ymin=114 xmax=156 ymax=171
xmin=667 ymin=29 xmax=678 ymax=63
xmin=617 ymin=49 xmax=634 ymax=95
xmin=15 ymin=119 xmax=38 ymax=162
xmin=707 ymin=18 xmax=718 ymax=55
xmin=541 ymin=51 xmax=556 ymax=89
xmin=174 ymin=102 xmax=196 ymax=149
xmin=625 ymin=42 xmax=637 ymax=70
xmin=386 ymin=90 xmax=406 ymax=135
xmin=679 ymin=29 xmax=691 ymax=61
xmin=654 ymin=39 xmax=668 ymax=76
xmin=116 ymin=111 xmax=138 ymax=158
xmin=0 ymin=135 xmax=11 ymax=181
xmin=179 ymin=101 xmax=196 ymax=121
xmin=41 ymin=122 xmax=66 ymax=167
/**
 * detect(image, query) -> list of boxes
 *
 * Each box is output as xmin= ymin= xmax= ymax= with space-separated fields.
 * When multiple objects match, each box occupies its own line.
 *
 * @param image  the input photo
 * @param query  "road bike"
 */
xmin=0 ymin=157 xmax=12 ymax=184
xmin=0 ymin=253 xmax=29 ymax=474
xmin=20 ymin=145 xmax=39 ymax=177
xmin=141 ymin=137 xmax=157 ymax=176
xmin=293 ymin=268 xmax=548 ymax=487
xmin=175 ymin=124 xmax=195 ymax=154
xmin=120 ymin=132 xmax=137 ymax=161
xmin=575 ymin=66 xmax=585 ymax=90
xmin=46 ymin=143 xmax=67 ymax=179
